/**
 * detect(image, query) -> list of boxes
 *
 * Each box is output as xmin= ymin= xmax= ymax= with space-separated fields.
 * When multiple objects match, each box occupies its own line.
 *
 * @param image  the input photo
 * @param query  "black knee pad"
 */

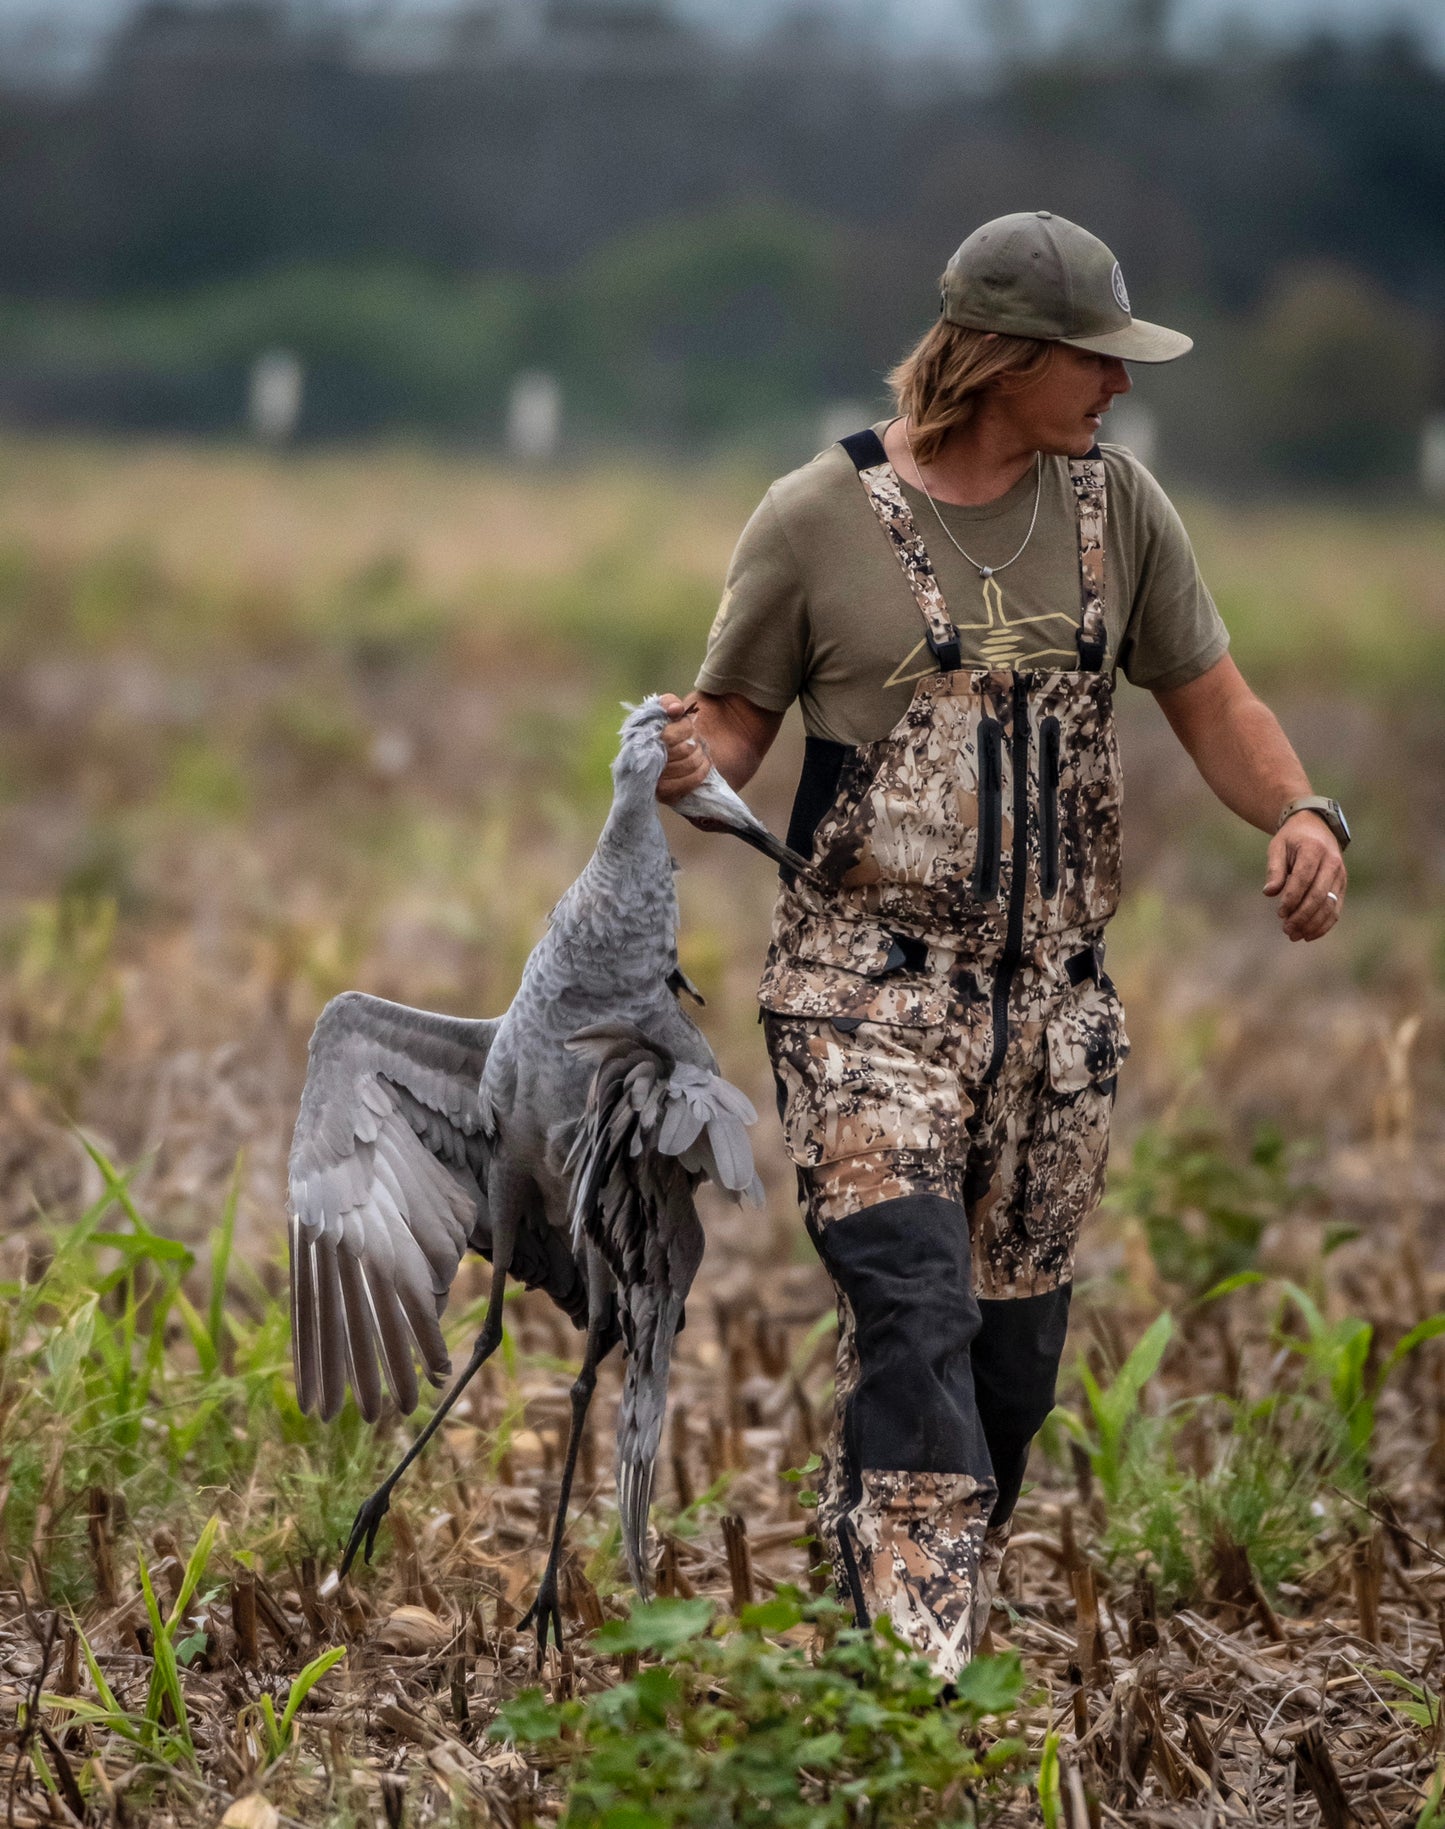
xmin=972 ymin=1284 xmax=1072 ymax=1522
xmin=811 ymin=1193 xmax=989 ymax=1483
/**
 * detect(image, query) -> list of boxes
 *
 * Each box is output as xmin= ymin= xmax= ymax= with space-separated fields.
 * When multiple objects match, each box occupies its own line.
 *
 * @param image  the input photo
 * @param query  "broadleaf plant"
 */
xmin=492 ymin=1589 xmax=1033 ymax=1827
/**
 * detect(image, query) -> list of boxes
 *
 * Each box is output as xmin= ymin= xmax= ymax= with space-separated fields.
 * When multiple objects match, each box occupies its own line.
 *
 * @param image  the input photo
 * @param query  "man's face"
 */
xmin=1000 ymin=346 xmax=1132 ymax=456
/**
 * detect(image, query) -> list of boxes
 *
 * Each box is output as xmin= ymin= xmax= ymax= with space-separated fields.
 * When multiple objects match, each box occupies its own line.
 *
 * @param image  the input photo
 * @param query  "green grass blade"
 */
xmin=277 ymin=1645 xmax=346 ymax=1744
xmin=258 ymin=1692 xmax=284 ymax=1763
xmin=40 ymin=1693 xmax=143 ymax=1742
xmin=1199 ymin=1270 xmax=1267 ymax=1304
xmin=1098 ymin=1312 xmax=1174 ymax=1439
xmin=76 ymin=1136 xmax=155 ymax=1240
xmin=144 ymin=1271 xmax=180 ymax=1391
xmin=172 ymin=1286 xmax=215 ymax=1378
xmin=1276 ymin=1279 xmax=1327 ymax=1343
xmin=1416 ymin=1762 xmax=1445 ymax=1829
xmin=1381 ymin=1314 xmax=1445 ymax=1388
xmin=67 ymin=1615 xmax=129 ymax=1725
xmin=1038 ymin=1731 xmax=1062 ymax=1829
xmin=167 ymin=1515 xmax=221 ymax=1634
xmin=138 ymin=1550 xmax=194 ymax=1761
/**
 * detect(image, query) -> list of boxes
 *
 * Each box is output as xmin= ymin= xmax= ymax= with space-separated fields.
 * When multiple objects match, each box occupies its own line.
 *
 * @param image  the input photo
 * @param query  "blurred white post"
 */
xmin=507 ymin=370 xmax=562 ymax=461
xmin=818 ymin=400 xmax=873 ymax=450
xmin=1104 ymin=403 xmax=1157 ymax=469
xmin=1419 ymin=416 xmax=1445 ymax=501
xmin=248 ymin=348 xmax=304 ymax=444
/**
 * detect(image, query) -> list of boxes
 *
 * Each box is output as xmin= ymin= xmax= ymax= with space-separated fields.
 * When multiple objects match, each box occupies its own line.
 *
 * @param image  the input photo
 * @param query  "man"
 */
xmin=656 ymin=211 xmax=1348 ymax=1677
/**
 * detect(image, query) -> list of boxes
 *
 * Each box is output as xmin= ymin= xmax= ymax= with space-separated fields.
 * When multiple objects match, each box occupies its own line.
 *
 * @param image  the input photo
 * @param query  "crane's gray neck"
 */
xmin=553 ymin=768 xmax=676 ymax=968
xmin=597 ymin=770 xmax=669 ymax=859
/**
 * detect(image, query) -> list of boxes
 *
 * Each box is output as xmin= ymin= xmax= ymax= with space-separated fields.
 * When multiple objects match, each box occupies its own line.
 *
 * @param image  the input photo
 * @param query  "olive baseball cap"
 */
xmin=941 ymin=210 xmax=1192 ymax=363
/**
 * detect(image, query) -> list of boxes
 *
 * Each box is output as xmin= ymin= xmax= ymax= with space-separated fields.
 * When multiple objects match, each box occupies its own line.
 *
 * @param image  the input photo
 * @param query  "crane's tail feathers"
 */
xmin=615 ymin=1285 xmax=686 ymax=1596
xmin=617 ymin=1452 xmax=658 ymax=1598
xmin=662 ymin=1066 xmax=759 ymax=1199
xmin=562 ymin=1031 xmax=761 ymax=1228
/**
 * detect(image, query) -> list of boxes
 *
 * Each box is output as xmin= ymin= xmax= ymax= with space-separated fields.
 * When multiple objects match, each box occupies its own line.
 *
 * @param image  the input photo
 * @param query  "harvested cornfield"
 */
xmin=0 ymin=438 xmax=1443 ymax=1825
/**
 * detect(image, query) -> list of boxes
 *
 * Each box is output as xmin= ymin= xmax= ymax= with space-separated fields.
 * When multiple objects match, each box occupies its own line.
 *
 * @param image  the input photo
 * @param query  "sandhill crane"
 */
xmin=287 ymin=699 xmax=806 ymax=1656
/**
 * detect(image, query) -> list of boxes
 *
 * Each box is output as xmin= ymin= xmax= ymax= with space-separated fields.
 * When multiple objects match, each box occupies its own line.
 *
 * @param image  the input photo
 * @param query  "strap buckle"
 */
xmin=1075 ymin=625 xmax=1106 ymax=671
xmin=1065 ymin=943 xmax=1103 ymax=986
xmin=876 ymin=932 xmax=931 ymax=977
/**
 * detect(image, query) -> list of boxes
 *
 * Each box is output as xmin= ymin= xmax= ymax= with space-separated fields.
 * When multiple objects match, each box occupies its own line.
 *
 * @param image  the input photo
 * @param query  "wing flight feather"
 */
xmin=288 ymin=991 xmax=500 ymax=1422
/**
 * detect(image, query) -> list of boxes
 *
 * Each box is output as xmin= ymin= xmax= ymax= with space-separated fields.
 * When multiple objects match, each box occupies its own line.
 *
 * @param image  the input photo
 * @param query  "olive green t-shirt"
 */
xmin=694 ymin=425 xmax=1229 ymax=744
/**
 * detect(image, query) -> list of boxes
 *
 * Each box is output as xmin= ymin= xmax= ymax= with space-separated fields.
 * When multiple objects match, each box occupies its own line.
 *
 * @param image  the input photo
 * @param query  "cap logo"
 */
xmin=1111 ymin=262 xmax=1130 ymax=314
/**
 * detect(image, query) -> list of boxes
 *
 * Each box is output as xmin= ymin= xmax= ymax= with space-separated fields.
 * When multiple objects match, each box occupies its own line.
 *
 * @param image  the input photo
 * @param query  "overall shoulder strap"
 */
xmin=1067 ymin=449 xmax=1108 ymax=672
xmin=840 ymin=431 xmax=962 ymax=673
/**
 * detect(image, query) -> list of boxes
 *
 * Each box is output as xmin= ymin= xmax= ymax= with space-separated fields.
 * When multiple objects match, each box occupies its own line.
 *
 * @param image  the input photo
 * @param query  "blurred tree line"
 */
xmin=0 ymin=0 xmax=1441 ymax=488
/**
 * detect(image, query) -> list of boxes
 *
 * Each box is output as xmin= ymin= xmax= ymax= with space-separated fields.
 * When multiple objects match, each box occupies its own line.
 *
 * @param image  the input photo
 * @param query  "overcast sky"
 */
xmin=4 ymin=0 xmax=1442 ymax=65
xmin=679 ymin=0 xmax=1445 ymax=56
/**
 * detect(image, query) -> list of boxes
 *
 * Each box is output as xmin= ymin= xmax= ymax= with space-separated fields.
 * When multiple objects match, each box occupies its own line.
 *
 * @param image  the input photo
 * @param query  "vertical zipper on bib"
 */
xmin=835 ymin=1517 xmax=871 ymax=1628
xmin=973 ymin=719 xmax=1003 ymax=900
xmin=986 ymin=676 xmax=1032 ymax=1083
xmin=834 ymin=1387 xmax=870 ymax=1626
xmin=1039 ymin=715 xmax=1060 ymax=900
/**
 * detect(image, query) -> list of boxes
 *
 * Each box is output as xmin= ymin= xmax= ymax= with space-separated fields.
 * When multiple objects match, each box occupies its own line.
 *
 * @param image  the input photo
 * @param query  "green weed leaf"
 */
xmin=492 ymin=1688 xmax=566 ymax=1744
xmin=948 ymin=1649 xmax=1026 ymax=1714
xmin=740 ymin=1593 xmax=805 ymax=1634
xmin=593 ymin=1596 xmax=715 ymax=1655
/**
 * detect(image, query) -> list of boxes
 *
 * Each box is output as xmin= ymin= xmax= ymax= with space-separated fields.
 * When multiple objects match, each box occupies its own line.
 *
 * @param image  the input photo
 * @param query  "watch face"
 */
xmin=1328 ymin=800 xmax=1352 ymax=845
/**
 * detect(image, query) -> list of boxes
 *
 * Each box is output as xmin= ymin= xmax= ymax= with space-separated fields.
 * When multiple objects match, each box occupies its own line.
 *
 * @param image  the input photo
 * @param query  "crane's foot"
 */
xmin=519 ymin=1571 xmax=565 ymax=1671
xmin=340 ymin=1485 xmax=394 ymax=1578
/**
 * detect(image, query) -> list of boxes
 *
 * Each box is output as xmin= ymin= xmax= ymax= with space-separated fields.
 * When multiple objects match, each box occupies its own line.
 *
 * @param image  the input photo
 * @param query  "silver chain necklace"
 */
xmin=902 ymin=420 xmax=1043 ymax=581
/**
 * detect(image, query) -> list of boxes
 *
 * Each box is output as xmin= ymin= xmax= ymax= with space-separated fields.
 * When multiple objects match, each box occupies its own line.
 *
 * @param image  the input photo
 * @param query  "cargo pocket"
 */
xmin=762 ymin=1011 xmax=960 ymax=1168
xmin=757 ymin=919 xmax=954 ymax=1030
xmin=1018 ymin=978 xmax=1129 ymax=1286
xmin=1043 ymin=975 xmax=1129 ymax=1097
xmin=758 ymin=921 xmax=983 ymax=1171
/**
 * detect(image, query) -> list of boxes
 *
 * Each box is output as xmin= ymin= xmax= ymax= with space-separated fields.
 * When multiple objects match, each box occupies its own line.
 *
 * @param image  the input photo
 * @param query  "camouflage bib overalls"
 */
xmin=760 ymin=429 xmax=1129 ymax=1677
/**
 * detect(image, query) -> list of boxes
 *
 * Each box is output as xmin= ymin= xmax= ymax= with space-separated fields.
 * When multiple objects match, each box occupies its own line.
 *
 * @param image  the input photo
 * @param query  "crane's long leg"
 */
xmin=340 ymin=1164 xmax=527 ymax=1577
xmin=520 ymin=1257 xmax=614 ymax=1666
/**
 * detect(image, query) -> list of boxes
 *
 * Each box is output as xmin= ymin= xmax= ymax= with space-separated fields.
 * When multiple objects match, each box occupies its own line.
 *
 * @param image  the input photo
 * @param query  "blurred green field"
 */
xmin=1 ymin=438 xmax=1444 ymax=1825
xmin=0 ymin=436 xmax=1440 ymax=1226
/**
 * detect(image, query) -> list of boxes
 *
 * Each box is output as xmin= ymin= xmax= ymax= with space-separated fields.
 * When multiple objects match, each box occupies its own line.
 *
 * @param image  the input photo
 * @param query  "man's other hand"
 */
xmin=656 ymin=693 xmax=713 ymax=805
xmin=1264 ymin=812 xmax=1346 ymax=942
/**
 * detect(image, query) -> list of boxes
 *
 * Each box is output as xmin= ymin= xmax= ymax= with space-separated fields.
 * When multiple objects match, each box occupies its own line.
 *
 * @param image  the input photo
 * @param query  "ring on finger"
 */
xmin=1326 ymin=891 xmax=1339 ymax=904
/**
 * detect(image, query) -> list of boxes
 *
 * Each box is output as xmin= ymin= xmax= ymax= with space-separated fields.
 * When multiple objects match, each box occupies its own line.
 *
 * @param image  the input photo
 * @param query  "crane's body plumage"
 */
xmin=287 ymin=700 xmax=789 ymax=1649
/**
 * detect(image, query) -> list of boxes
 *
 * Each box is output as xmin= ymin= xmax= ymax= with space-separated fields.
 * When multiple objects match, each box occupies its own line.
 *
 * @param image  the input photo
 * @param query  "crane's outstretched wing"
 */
xmin=288 ymin=992 xmax=499 ymax=1424
xmin=562 ymin=1021 xmax=761 ymax=1591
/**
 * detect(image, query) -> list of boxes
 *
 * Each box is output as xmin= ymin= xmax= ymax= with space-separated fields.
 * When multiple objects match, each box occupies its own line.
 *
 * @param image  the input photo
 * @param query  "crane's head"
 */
xmin=611 ymin=697 xmax=671 ymax=796
xmin=609 ymin=695 xmax=813 ymax=878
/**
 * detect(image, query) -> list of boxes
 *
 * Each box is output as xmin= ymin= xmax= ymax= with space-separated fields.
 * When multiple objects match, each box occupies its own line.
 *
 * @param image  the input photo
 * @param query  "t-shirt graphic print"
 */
xmin=696 ymin=426 xmax=1230 ymax=747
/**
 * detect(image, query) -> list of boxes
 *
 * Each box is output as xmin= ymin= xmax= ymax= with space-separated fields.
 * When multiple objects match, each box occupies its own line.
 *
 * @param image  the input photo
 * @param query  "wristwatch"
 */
xmin=1276 ymin=796 xmax=1351 ymax=850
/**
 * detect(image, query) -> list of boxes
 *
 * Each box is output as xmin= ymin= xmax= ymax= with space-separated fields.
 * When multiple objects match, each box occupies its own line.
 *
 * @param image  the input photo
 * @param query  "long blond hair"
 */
xmin=887 ymin=314 xmax=1056 ymax=465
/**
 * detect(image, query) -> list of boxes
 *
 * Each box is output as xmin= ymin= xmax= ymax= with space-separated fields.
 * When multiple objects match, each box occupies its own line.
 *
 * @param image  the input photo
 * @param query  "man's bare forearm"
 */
xmin=684 ymin=692 xmax=779 ymax=789
xmin=656 ymin=690 xmax=783 ymax=803
xmin=1153 ymin=655 xmax=1309 ymax=832
xmin=1154 ymin=653 xmax=1345 ymax=942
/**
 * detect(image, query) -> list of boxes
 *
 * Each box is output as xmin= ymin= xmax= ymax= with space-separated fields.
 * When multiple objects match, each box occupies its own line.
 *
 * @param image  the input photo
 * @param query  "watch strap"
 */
xmin=1277 ymin=796 xmax=1350 ymax=849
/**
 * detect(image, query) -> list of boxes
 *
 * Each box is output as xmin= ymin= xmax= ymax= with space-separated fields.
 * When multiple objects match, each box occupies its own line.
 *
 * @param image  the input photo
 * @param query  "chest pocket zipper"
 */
xmin=1040 ymin=716 xmax=1061 ymax=899
xmin=973 ymin=719 xmax=1003 ymax=900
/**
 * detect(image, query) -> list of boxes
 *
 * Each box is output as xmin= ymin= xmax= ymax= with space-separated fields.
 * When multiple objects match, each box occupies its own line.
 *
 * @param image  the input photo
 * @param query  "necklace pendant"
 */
xmin=978 ymin=565 xmax=993 ymax=580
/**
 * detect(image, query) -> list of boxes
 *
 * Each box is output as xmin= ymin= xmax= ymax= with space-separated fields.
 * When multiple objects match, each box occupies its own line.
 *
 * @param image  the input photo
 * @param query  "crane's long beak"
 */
xmin=671 ymin=770 xmax=814 ymax=877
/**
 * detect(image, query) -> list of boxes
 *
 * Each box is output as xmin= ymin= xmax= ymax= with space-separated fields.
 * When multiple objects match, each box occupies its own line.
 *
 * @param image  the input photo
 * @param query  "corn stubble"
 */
xmin=0 ymin=442 xmax=1442 ymax=1824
